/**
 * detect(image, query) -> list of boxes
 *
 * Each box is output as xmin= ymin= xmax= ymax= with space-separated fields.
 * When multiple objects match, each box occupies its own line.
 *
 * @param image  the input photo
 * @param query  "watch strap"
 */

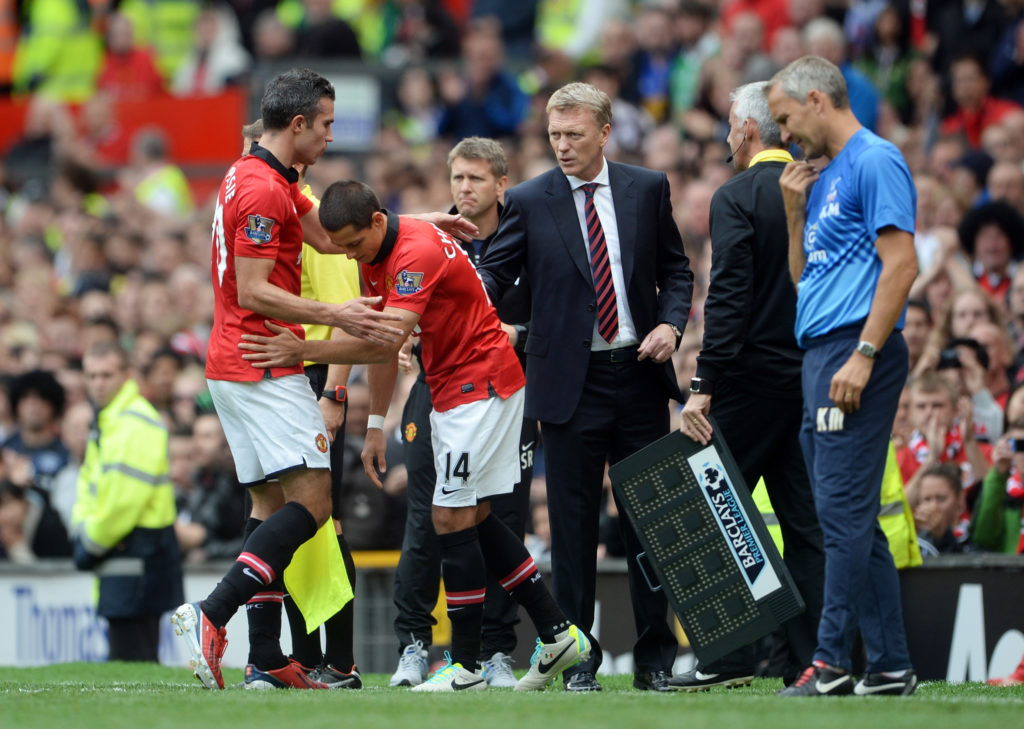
xmin=323 ymin=385 xmax=348 ymax=402
xmin=689 ymin=377 xmax=714 ymax=395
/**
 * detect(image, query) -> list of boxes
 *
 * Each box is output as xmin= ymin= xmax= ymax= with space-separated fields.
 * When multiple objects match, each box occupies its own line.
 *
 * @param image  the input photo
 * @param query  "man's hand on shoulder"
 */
xmin=411 ymin=212 xmax=479 ymax=242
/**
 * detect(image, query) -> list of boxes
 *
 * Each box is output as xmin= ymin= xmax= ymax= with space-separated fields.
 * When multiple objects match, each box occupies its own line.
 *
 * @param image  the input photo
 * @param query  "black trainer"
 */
xmin=854 ymin=669 xmax=917 ymax=696
xmin=777 ymin=661 xmax=853 ymax=697
xmin=633 ymin=670 xmax=673 ymax=691
xmin=314 ymin=663 xmax=363 ymax=689
xmin=666 ymin=668 xmax=754 ymax=692
xmin=564 ymin=671 xmax=602 ymax=692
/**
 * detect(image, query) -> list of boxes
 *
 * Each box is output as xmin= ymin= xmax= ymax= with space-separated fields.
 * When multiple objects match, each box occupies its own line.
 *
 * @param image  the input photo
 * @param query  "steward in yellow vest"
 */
xmin=72 ymin=341 xmax=183 ymax=661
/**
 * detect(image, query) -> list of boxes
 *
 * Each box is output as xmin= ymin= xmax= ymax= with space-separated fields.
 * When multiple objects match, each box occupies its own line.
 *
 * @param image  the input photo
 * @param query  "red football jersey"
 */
xmin=364 ymin=217 xmax=524 ymax=411
xmin=206 ymin=151 xmax=314 ymax=381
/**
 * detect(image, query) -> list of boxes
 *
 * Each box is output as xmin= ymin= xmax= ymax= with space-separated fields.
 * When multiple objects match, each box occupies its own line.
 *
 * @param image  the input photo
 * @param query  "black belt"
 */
xmin=590 ymin=345 xmax=639 ymax=363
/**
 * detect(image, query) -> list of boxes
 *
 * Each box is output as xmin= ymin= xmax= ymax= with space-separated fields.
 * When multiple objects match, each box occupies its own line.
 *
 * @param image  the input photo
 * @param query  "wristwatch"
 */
xmin=855 ymin=340 xmax=878 ymax=360
xmin=664 ymin=322 xmax=682 ymax=347
xmin=689 ymin=377 xmax=714 ymax=395
xmin=322 ymin=385 xmax=348 ymax=403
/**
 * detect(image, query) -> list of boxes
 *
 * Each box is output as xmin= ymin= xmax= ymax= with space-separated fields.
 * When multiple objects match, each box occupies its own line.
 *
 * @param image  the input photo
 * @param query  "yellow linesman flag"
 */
xmin=283 ymin=521 xmax=353 ymax=634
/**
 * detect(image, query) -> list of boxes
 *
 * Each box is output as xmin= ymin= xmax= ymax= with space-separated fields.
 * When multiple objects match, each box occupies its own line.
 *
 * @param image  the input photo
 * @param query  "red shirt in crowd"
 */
xmin=940 ymin=96 xmax=1023 ymax=148
xmin=96 ymin=49 xmax=165 ymax=102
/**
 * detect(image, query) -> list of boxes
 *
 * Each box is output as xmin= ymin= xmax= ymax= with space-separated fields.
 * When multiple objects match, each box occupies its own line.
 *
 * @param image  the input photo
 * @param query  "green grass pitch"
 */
xmin=4 ymin=664 xmax=1024 ymax=729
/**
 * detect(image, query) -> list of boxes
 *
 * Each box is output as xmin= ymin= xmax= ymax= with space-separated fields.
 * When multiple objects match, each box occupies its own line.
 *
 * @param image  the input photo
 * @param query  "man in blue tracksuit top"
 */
xmin=766 ymin=56 xmax=919 ymax=697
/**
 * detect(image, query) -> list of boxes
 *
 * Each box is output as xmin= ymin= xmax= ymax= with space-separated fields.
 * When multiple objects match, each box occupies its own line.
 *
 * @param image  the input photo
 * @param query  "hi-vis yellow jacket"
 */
xmin=71 ymin=379 xmax=183 ymax=618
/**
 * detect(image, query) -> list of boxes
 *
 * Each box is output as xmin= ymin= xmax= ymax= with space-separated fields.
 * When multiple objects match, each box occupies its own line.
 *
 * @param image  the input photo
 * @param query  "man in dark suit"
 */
xmin=478 ymin=81 xmax=693 ymax=692
xmin=676 ymin=80 xmax=825 ymax=691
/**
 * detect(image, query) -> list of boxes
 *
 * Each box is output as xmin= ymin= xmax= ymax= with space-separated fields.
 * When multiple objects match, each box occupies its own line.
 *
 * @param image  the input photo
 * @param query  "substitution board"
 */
xmin=609 ymin=426 xmax=804 ymax=665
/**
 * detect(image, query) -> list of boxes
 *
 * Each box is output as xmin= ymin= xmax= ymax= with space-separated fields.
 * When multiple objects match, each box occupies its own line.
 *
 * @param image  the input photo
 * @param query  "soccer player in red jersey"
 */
xmin=170 ymin=69 xmax=404 ymax=691
xmin=240 ymin=180 xmax=592 ymax=692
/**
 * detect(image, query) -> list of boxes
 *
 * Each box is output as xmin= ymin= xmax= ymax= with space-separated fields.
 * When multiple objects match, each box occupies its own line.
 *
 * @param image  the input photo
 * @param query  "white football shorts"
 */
xmin=207 ymin=374 xmax=330 ymax=485
xmin=429 ymin=387 xmax=525 ymax=508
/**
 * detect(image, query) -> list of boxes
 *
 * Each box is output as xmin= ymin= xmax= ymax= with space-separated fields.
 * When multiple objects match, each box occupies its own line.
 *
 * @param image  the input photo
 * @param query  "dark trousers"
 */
xmin=107 ymin=615 xmax=160 ymax=662
xmin=800 ymin=328 xmax=912 ymax=673
xmin=541 ymin=356 xmax=678 ymax=676
xmin=393 ymin=377 xmax=536 ymax=658
xmin=700 ymin=379 xmax=825 ymax=681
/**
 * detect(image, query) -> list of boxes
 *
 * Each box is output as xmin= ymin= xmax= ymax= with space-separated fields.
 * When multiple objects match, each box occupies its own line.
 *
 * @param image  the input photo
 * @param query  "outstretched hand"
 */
xmin=418 ymin=212 xmax=480 ymax=242
xmin=239 ymin=321 xmax=305 ymax=368
xmin=334 ymin=297 xmax=404 ymax=345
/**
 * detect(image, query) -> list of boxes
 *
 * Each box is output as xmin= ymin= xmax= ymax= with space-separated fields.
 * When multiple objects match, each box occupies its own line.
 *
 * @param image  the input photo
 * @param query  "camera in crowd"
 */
xmin=937 ymin=337 xmax=990 ymax=372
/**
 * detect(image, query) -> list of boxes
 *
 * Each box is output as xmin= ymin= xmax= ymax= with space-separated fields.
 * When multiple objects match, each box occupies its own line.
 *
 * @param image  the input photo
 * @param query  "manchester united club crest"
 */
xmin=405 ymin=422 xmax=418 ymax=442
xmin=315 ymin=433 xmax=328 ymax=453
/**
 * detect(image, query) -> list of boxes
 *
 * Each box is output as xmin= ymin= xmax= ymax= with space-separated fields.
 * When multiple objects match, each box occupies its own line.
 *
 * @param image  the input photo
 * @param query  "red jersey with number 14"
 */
xmin=206 ymin=151 xmax=313 ymax=381
xmin=364 ymin=217 xmax=524 ymax=411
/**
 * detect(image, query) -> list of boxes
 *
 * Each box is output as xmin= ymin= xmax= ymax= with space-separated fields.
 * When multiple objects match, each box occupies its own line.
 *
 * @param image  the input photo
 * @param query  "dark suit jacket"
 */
xmin=478 ymin=161 xmax=693 ymax=424
xmin=695 ymin=159 xmax=804 ymax=395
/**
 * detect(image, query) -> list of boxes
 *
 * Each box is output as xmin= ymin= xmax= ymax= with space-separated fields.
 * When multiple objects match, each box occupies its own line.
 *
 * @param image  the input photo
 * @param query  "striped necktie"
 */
xmin=582 ymin=182 xmax=618 ymax=343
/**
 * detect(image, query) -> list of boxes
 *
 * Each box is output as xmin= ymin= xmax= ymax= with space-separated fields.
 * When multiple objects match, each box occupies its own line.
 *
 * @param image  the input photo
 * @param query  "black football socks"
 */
xmin=202 ymin=502 xmax=317 ymax=630
xmin=477 ymin=514 xmax=569 ymax=643
xmin=439 ymin=526 xmax=486 ymax=670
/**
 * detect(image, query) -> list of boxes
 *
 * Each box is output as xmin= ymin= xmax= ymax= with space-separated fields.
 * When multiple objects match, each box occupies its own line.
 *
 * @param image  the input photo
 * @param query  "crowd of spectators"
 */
xmin=4 ymin=0 xmax=1024 ymax=564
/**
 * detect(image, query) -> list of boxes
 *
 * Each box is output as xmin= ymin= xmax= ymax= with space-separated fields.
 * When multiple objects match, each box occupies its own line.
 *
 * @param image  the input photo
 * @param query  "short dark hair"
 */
xmin=58 ymin=161 xmax=100 ymax=195
xmin=319 ymin=180 xmax=381 ymax=232
xmin=919 ymin=463 xmax=962 ymax=496
xmin=907 ymin=298 xmax=932 ymax=324
xmin=142 ymin=346 xmax=183 ymax=377
xmin=134 ymin=128 xmax=167 ymax=161
xmin=951 ymin=52 xmax=989 ymax=79
xmin=84 ymin=315 xmax=120 ymax=339
xmin=261 ymin=69 xmax=335 ymax=132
